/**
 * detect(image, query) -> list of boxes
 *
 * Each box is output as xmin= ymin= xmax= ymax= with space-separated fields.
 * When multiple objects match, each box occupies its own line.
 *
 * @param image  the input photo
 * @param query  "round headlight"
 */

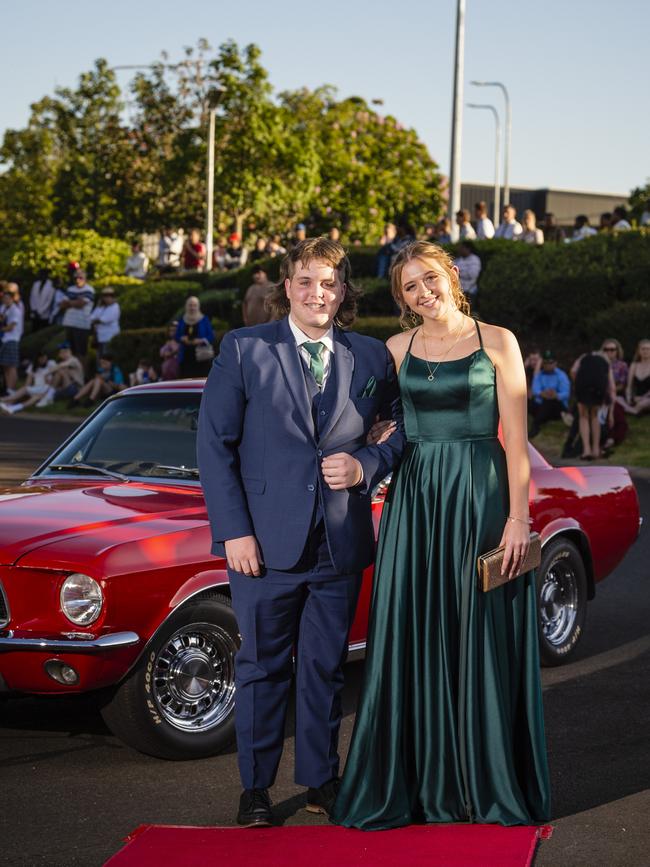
xmin=60 ymin=573 xmax=103 ymax=625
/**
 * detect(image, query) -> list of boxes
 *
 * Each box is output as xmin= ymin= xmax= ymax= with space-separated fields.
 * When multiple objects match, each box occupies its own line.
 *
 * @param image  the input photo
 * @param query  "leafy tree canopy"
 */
xmin=0 ymin=39 xmax=443 ymax=244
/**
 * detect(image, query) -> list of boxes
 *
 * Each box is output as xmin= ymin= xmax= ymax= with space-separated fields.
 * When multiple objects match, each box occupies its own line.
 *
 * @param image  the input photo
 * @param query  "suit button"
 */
xmin=319 ymin=410 xmax=327 ymax=416
xmin=307 ymin=484 xmax=315 ymax=492
xmin=317 ymin=449 xmax=323 ymax=457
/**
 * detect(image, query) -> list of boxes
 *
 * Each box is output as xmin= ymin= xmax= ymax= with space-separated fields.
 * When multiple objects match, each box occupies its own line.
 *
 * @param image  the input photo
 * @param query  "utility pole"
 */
xmin=448 ymin=0 xmax=466 ymax=241
xmin=471 ymin=80 xmax=511 ymax=215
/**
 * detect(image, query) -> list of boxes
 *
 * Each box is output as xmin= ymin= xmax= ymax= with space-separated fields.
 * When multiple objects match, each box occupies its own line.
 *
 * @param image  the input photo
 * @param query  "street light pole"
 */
xmin=448 ymin=0 xmax=466 ymax=242
xmin=466 ymin=103 xmax=500 ymax=229
xmin=470 ymin=80 xmax=511 ymax=210
xmin=204 ymin=86 xmax=226 ymax=272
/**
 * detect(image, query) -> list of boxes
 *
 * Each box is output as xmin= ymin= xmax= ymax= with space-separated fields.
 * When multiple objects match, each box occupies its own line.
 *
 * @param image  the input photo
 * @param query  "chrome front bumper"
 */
xmin=0 ymin=630 xmax=140 ymax=653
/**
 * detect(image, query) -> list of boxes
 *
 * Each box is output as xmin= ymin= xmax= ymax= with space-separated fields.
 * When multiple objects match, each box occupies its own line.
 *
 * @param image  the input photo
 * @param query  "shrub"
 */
xmin=353 ymin=316 xmax=402 ymax=343
xmin=19 ymin=324 xmax=66 ymax=360
xmin=585 ymin=301 xmax=650 ymax=358
xmin=5 ymin=230 xmax=131 ymax=284
xmin=116 ymin=281 xmax=203 ymax=329
xmin=357 ymin=277 xmax=393 ymax=316
xmin=93 ymin=275 xmax=143 ymax=290
xmin=172 ymin=289 xmax=240 ymax=327
xmin=110 ymin=322 xmax=229 ymax=375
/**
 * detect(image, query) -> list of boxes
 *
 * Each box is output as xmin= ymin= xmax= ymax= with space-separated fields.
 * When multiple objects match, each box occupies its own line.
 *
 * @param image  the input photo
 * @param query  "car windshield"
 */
xmin=37 ymin=392 xmax=202 ymax=482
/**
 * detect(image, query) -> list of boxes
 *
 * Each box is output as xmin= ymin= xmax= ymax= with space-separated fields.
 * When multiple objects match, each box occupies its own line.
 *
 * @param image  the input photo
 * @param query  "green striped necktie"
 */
xmin=303 ymin=341 xmax=325 ymax=387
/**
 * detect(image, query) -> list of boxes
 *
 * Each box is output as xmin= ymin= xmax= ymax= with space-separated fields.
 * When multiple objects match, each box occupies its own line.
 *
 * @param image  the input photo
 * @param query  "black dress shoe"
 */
xmin=236 ymin=788 xmax=273 ymax=827
xmin=305 ymin=778 xmax=341 ymax=817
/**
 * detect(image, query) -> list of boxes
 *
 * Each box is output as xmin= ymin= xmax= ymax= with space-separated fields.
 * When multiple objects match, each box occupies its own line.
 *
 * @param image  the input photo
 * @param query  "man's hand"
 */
xmin=321 ymin=453 xmax=363 ymax=490
xmin=366 ymin=418 xmax=396 ymax=445
xmin=225 ymin=535 xmax=264 ymax=577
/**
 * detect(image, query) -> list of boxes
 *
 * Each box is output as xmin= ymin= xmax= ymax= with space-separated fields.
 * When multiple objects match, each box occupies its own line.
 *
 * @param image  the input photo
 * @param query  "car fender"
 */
xmin=539 ymin=518 xmax=595 ymax=599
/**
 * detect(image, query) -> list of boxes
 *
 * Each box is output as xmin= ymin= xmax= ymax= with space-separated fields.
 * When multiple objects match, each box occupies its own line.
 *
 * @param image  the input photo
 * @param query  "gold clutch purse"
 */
xmin=477 ymin=532 xmax=542 ymax=592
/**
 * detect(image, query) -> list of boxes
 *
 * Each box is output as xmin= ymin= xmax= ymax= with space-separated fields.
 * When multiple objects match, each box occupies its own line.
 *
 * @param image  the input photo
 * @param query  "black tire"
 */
xmin=536 ymin=537 xmax=588 ymax=666
xmin=101 ymin=593 xmax=239 ymax=759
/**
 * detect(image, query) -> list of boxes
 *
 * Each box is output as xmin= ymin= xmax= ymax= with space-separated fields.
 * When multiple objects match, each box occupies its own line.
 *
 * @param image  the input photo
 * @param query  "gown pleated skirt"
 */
xmin=331 ymin=340 xmax=551 ymax=830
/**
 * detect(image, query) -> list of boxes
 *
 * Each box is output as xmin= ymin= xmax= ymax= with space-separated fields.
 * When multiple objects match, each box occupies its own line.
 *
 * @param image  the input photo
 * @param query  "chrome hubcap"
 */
xmin=539 ymin=560 xmax=579 ymax=647
xmin=152 ymin=622 xmax=237 ymax=732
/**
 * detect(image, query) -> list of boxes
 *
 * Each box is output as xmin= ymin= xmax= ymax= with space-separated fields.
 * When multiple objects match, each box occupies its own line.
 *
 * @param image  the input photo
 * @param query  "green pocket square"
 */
xmin=359 ymin=376 xmax=377 ymax=398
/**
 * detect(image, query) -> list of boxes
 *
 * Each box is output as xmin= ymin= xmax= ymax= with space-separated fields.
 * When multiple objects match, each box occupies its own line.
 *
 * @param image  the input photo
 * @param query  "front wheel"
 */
xmin=536 ymin=537 xmax=588 ymax=666
xmin=101 ymin=593 xmax=239 ymax=759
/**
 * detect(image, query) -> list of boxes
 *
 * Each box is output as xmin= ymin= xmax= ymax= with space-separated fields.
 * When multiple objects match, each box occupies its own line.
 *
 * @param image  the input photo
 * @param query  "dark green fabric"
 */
xmin=332 ymin=338 xmax=551 ymax=829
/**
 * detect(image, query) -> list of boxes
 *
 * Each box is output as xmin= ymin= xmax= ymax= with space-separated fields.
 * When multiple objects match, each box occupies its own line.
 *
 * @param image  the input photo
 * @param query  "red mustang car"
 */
xmin=0 ymin=381 xmax=641 ymax=760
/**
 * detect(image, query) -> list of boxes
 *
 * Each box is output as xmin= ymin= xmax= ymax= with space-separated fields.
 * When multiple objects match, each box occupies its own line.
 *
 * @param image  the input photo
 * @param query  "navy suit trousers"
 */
xmin=228 ymin=524 xmax=361 ymax=790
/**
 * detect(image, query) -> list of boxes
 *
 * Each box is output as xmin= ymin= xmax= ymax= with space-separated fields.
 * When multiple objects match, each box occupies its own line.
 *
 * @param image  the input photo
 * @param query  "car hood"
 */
xmin=0 ymin=479 xmax=208 ymax=567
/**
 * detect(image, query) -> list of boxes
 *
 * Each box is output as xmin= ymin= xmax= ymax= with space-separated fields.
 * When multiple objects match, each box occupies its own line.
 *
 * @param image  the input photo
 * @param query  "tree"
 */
xmin=629 ymin=179 xmax=650 ymax=224
xmin=280 ymin=88 xmax=444 ymax=242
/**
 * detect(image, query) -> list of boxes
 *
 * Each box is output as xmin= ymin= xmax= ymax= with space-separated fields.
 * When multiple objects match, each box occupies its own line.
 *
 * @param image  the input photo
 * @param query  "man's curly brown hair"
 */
xmin=265 ymin=237 xmax=361 ymax=328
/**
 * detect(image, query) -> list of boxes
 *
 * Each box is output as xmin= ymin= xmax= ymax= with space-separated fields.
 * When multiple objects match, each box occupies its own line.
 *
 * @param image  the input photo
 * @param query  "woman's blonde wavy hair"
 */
xmin=264 ymin=237 xmax=361 ymax=327
xmin=390 ymin=240 xmax=471 ymax=329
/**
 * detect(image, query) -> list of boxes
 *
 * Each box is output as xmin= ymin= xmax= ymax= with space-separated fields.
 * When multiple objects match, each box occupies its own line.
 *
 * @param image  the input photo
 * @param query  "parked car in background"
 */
xmin=0 ymin=381 xmax=641 ymax=759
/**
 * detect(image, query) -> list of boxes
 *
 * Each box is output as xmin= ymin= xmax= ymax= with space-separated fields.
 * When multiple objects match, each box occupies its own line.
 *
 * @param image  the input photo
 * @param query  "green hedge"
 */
xmin=116 ymin=281 xmax=203 ymax=329
xmin=354 ymin=316 xmax=402 ymax=343
xmin=2 ymin=230 xmax=131 ymax=284
xmin=477 ymin=232 xmax=650 ymax=355
xmin=585 ymin=301 xmax=650 ymax=354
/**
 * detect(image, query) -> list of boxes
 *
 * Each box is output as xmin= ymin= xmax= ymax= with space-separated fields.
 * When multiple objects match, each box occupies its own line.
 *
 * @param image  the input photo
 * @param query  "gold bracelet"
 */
xmin=507 ymin=515 xmax=532 ymax=525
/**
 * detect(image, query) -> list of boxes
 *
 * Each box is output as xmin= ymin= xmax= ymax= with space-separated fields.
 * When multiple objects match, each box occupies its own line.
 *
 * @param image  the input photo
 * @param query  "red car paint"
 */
xmin=0 ymin=381 xmax=640 ymax=697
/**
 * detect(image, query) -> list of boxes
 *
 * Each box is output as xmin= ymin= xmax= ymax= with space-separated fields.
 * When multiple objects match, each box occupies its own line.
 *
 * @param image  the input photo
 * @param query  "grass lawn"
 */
xmin=532 ymin=414 xmax=650 ymax=469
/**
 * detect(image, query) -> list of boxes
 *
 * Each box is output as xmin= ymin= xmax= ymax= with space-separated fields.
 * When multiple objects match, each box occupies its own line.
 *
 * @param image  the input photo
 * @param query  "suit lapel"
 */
xmin=320 ymin=327 xmax=354 ymax=443
xmin=271 ymin=317 xmax=315 ymax=440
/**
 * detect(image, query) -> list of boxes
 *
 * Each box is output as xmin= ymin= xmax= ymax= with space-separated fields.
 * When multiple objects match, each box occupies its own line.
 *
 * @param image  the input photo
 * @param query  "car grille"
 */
xmin=0 ymin=582 xmax=9 ymax=627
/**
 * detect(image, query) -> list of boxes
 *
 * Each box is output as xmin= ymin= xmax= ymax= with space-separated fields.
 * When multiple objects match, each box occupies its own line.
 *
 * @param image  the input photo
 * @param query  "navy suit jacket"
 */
xmin=197 ymin=316 xmax=405 ymax=574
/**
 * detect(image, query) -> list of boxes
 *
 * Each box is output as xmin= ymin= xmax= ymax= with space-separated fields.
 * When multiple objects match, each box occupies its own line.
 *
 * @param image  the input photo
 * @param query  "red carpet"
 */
xmin=105 ymin=823 xmax=553 ymax=866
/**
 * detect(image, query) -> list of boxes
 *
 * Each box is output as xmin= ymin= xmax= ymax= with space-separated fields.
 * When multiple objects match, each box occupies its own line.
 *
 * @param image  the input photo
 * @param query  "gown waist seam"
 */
xmin=406 ymin=436 xmax=499 ymax=444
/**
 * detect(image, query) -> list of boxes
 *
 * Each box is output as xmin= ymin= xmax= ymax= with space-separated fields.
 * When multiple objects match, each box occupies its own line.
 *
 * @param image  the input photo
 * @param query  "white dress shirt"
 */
xmin=288 ymin=316 xmax=335 ymax=390
xmin=476 ymin=217 xmax=495 ymax=239
xmin=495 ymin=220 xmax=523 ymax=240
xmin=91 ymin=301 xmax=121 ymax=343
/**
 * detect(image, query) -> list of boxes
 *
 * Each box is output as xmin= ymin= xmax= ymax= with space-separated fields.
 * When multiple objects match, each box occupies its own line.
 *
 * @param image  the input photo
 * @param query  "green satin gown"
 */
xmin=332 ymin=320 xmax=551 ymax=829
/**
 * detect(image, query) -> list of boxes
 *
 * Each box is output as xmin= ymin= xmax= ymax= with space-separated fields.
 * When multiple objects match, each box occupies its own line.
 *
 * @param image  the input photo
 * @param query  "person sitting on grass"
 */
xmin=618 ymin=339 xmax=650 ymax=416
xmin=129 ymin=358 xmax=158 ymax=387
xmin=529 ymin=349 xmax=571 ymax=437
xmin=70 ymin=352 xmax=125 ymax=408
xmin=0 ymin=350 xmax=56 ymax=414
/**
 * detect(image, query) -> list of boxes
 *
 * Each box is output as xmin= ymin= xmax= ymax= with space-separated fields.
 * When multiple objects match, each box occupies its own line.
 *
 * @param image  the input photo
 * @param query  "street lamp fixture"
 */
xmin=466 ymin=103 xmax=501 ymax=227
xmin=470 ymin=81 xmax=511 ymax=207
xmin=205 ymin=85 xmax=227 ymax=272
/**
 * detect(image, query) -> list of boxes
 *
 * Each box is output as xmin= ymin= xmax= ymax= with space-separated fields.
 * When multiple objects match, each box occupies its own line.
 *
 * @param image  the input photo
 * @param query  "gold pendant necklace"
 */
xmin=421 ymin=316 xmax=465 ymax=382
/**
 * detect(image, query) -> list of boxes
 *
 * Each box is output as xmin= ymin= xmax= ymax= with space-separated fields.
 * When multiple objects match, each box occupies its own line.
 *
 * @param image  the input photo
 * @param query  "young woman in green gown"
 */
xmin=331 ymin=241 xmax=551 ymax=829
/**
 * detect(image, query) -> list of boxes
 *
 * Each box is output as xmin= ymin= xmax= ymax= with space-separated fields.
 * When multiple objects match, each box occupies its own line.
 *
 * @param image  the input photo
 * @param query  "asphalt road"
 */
xmin=0 ymin=416 xmax=649 ymax=867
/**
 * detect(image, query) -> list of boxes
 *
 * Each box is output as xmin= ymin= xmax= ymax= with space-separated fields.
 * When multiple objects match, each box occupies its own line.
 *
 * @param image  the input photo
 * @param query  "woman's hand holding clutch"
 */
xmin=498 ymin=518 xmax=531 ymax=578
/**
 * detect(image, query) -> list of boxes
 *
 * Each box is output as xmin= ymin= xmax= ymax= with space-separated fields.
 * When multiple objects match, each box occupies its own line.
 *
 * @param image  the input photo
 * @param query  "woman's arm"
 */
xmin=487 ymin=326 xmax=531 ymax=577
xmin=626 ymin=362 xmax=636 ymax=403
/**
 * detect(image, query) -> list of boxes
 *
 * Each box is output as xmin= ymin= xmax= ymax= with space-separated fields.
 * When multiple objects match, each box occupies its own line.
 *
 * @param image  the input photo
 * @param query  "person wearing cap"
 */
xmin=224 ymin=233 xmax=248 ymax=270
xmin=529 ymin=350 xmax=571 ymax=437
xmin=60 ymin=269 xmax=95 ymax=359
xmin=288 ymin=222 xmax=308 ymax=251
xmin=91 ymin=287 xmax=121 ymax=357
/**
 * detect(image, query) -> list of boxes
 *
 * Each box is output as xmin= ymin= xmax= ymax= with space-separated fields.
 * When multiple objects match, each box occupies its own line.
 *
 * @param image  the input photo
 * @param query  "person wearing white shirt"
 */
xmin=455 ymin=242 xmax=482 ymax=301
xmin=0 ymin=286 xmax=23 ymax=393
xmin=288 ymin=313 xmax=335 ymax=391
xmin=494 ymin=204 xmax=523 ymax=240
xmin=474 ymin=201 xmax=495 ymax=239
xmin=0 ymin=351 xmax=57 ymax=413
xmin=611 ymin=206 xmax=632 ymax=231
xmin=91 ymin=287 xmax=121 ymax=356
xmin=517 ymin=210 xmax=544 ymax=245
xmin=158 ymin=228 xmax=183 ymax=271
xmin=125 ymin=242 xmax=149 ymax=280
xmin=29 ymin=269 xmax=56 ymax=330
xmin=456 ymin=209 xmax=477 ymax=240
xmin=569 ymin=215 xmax=597 ymax=242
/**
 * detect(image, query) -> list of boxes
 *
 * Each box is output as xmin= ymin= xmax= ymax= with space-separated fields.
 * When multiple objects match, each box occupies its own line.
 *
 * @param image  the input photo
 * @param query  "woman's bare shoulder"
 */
xmin=478 ymin=321 xmax=519 ymax=352
xmin=386 ymin=328 xmax=415 ymax=370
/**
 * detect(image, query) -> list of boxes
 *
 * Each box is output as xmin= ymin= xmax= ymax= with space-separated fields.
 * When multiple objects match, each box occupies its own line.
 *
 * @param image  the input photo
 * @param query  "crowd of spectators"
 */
xmin=0 ymin=211 xmax=647 ymax=441
xmin=523 ymin=336 xmax=650 ymax=460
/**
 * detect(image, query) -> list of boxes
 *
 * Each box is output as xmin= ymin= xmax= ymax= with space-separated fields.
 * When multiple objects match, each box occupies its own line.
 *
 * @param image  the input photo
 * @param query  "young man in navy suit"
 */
xmin=198 ymin=238 xmax=405 ymax=826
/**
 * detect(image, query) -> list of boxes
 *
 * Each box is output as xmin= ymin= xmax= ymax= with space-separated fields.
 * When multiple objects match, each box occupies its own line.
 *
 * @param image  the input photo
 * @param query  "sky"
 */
xmin=2 ymin=0 xmax=648 ymax=196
